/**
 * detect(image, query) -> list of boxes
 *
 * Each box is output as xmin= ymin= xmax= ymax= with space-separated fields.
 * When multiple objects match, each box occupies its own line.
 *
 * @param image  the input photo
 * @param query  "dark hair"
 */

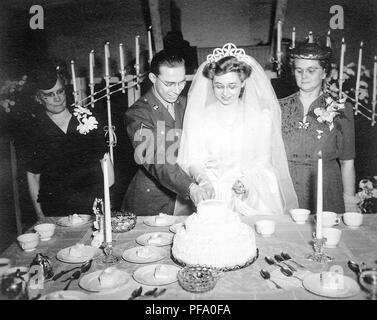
xmin=203 ymin=56 xmax=252 ymax=81
xmin=150 ymin=49 xmax=185 ymax=75
xmin=30 ymin=62 xmax=67 ymax=95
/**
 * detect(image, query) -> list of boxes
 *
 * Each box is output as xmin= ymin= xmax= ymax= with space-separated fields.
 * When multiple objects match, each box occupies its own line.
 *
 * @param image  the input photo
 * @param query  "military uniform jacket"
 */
xmin=123 ymin=89 xmax=194 ymax=216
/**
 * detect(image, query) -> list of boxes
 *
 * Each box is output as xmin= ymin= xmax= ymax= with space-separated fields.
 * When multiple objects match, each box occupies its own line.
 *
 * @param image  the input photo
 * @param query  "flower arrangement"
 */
xmin=0 ymin=76 xmax=28 ymax=114
xmin=357 ymin=176 xmax=377 ymax=213
xmin=73 ymin=104 xmax=98 ymax=135
xmin=325 ymin=62 xmax=370 ymax=105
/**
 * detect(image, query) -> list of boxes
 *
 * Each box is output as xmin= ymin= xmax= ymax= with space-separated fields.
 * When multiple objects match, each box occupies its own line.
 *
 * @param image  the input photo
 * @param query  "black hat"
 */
xmin=290 ymin=41 xmax=332 ymax=61
xmin=30 ymin=62 xmax=66 ymax=93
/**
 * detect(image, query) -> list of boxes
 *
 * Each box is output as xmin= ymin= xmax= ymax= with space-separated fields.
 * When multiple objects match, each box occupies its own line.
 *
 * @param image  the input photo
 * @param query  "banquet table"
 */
xmin=1 ymin=214 xmax=377 ymax=300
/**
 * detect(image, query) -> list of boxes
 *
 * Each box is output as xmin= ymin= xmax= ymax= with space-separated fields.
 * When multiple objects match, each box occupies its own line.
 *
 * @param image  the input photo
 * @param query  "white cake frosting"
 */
xmin=98 ymin=267 xmax=123 ymax=289
xmin=320 ymin=271 xmax=344 ymax=290
xmin=68 ymin=214 xmax=83 ymax=225
xmin=68 ymin=243 xmax=86 ymax=258
xmin=172 ymin=200 xmax=257 ymax=269
xmin=154 ymin=265 xmax=169 ymax=279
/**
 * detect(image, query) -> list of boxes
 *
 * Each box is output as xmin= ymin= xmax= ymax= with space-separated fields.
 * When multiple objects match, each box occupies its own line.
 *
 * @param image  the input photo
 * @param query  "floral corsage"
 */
xmin=357 ymin=176 xmax=377 ymax=213
xmin=73 ymin=105 xmax=98 ymax=135
xmin=313 ymin=96 xmax=345 ymax=131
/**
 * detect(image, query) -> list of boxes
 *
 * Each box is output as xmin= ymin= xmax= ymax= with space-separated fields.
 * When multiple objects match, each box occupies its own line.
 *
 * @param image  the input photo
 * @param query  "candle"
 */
xmin=277 ymin=20 xmax=282 ymax=59
xmin=135 ymin=35 xmax=140 ymax=67
xmin=291 ymin=27 xmax=296 ymax=49
xmin=372 ymin=56 xmax=377 ymax=125
xmin=105 ymin=42 xmax=110 ymax=77
xmin=70 ymin=60 xmax=78 ymax=104
xmin=308 ymin=31 xmax=313 ymax=43
xmin=355 ymin=42 xmax=363 ymax=114
xmin=101 ymin=153 xmax=112 ymax=244
xmin=326 ymin=30 xmax=331 ymax=47
xmin=148 ymin=26 xmax=153 ymax=63
xmin=339 ymin=38 xmax=346 ymax=96
xmin=316 ymin=151 xmax=323 ymax=239
xmin=119 ymin=43 xmax=125 ymax=73
xmin=89 ymin=50 xmax=94 ymax=85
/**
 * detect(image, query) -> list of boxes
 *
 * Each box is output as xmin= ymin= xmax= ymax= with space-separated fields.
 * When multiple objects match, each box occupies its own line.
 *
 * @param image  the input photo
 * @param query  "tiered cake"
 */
xmin=172 ymin=200 xmax=257 ymax=269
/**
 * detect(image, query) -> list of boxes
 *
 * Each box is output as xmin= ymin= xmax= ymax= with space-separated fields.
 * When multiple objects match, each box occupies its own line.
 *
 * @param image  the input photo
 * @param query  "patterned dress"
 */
xmin=279 ymin=92 xmax=355 ymax=213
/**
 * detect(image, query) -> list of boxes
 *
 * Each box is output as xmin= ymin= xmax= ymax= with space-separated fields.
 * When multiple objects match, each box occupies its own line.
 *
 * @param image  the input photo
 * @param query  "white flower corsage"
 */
xmin=73 ymin=105 xmax=98 ymax=135
xmin=313 ymin=96 xmax=345 ymax=131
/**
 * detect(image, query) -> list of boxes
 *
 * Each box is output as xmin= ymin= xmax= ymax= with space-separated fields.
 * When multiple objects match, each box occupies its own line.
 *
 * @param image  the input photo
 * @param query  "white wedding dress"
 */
xmin=174 ymin=47 xmax=298 ymax=216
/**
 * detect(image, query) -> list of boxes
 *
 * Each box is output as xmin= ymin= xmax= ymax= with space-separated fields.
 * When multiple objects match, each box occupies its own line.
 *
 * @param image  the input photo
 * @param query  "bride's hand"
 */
xmin=200 ymin=181 xmax=216 ymax=199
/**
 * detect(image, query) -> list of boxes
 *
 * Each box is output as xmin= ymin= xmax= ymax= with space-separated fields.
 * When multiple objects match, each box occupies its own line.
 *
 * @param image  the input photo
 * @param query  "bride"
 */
xmin=175 ymin=43 xmax=298 ymax=215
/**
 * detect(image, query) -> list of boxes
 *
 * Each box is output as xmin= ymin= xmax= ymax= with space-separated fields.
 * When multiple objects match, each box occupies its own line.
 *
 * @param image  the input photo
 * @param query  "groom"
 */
xmin=123 ymin=49 xmax=210 ymax=216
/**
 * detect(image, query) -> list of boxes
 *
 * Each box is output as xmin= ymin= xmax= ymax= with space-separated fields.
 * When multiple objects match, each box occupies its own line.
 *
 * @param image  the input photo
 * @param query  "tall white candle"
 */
xmin=372 ymin=56 xmax=377 ymax=125
xmin=277 ymin=20 xmax=282 ymax=60
xmin=339 ymin=38 xmax=346 ymax=96
xmin=70 ymin=60 xmax=78 ymax=104
xmin=105 ymin=42 xmax=110 ymax=77
xmin=119 ymin=43 xmax=125 ymax=73
xmin=89 ymin=50 xmax=94 ymax=85
xmin=326 ymin=30 xmax=331 ymax=47
xmin=101 ymin=153 xmax=112 ymax=244
xmin=355 ymin=42 xmax=363 ymax=113
xmin=135 ymin=35 xmax=140 ymax=67
xmin=316 ymin=151 xmax=323 ymax=239
xmin=308 ymin=31 xmax=313 ymax=43
xmin=291 ymin=27 xmax=296 ymax=49
xmin=148 ymin=26 xmax=153 ymax=63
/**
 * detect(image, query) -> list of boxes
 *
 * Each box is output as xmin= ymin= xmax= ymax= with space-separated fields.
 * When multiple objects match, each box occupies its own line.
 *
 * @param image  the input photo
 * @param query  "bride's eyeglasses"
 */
xmin=156 ymin=76 xmax=186 ymax=89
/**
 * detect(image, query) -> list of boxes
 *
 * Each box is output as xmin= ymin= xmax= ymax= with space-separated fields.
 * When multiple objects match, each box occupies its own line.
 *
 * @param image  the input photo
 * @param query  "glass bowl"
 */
xmin=111 ymin=211 xmax=137 ymax=233
xmin=177 ymin=265 xmax=221 ymax=293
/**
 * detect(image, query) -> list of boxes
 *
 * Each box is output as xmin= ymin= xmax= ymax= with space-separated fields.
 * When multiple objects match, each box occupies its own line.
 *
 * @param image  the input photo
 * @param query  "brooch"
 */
xmin=298 ymin=121 xmax=309 ymax=129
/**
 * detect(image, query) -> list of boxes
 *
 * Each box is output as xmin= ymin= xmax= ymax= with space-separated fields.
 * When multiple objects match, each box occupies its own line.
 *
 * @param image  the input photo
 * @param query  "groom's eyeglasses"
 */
xmin=156 ymin=76 xmax=186 ymax=89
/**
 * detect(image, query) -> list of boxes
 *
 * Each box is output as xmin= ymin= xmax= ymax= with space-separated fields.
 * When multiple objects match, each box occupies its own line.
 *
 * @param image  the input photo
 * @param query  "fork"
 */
xmin=63 ymin=270 xmax=81 ymax=290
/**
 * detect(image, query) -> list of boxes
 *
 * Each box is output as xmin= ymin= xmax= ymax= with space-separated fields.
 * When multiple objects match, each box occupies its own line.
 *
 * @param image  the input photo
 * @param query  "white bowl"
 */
xmin=0 ymin=258 xmax=11 ymax=277
xmin=290 ymin=208 xmax=310 ymax=224
xmin=17 ymin=233 xmax=40 ymax=252
xmin=343 ymin=212 xmax=363 ymax=228
xmin=34 ymin=223 xmax=56 ymax=241
xmin=255 ymin=220 xmax=275 ymax=237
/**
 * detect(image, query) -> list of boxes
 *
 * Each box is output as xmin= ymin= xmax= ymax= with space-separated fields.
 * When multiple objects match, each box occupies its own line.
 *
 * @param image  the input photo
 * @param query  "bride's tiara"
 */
xmin=206 ymin=43 xmax=252 ymax=65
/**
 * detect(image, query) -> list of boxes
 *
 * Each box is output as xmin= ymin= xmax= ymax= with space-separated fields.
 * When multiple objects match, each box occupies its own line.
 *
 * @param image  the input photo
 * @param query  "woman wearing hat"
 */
xmin=279 ymin=41 xmax=359 ymax=214
xmin=26 ymin=63 xmax=107 ymax=219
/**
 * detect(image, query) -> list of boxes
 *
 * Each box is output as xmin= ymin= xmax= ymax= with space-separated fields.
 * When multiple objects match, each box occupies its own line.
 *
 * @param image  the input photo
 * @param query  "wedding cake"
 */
xmin=172 ymin=200 xmax=257 ymax=269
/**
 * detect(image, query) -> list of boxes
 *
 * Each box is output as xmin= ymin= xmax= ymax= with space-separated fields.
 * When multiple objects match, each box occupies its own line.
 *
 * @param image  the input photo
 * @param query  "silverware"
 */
xmin=348 ymin=260 xmax=366 ymax=275
xmin=265 ymin=256 xmax=291 ymax=274
xmin=128 ymin=286 xmax=143 ymax=300
xmin=274 ymin=254 xmax=297 ymax=272
xmin=55 ymin=259 xmax=92 ymax=282
xmin=281 ymin=252 xmax=307 ymax=269
xmin=63 ymin=270 xmax=81 ymax=290
xmin=280 ymin=267 xmax=303 ymax=281
xmin=153 ymin=288 xmax=166 ymax=297
xmin=260 ymin=269 xmax=282 ymax=289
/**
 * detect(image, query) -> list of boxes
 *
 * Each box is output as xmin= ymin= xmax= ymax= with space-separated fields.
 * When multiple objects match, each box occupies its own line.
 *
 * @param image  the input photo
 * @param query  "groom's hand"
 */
xmin=189 ymin=183 xmax=211 ymax=206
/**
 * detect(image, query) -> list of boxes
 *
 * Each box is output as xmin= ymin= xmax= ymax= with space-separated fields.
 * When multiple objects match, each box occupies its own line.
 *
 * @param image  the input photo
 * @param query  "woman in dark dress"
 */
xmin=279 ymin=41 xmax=359 ymax=214
xmin=26 ymin=63 xmax=107 ymax=219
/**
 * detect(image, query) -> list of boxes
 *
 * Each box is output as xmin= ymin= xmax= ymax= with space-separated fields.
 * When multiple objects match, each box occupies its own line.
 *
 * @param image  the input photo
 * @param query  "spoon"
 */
xmin=63 ymin=270 xmax=81 ymax=290
xmin=265 ymin=256 xmax=290 ymax=272
xmin=55 ymin=259 xmax=92 ymax=282
xmin=281 ymin=252 xmax=307 ymax=269
xmin=260 ymin=269 xmax=282 ymax=289
xmin=274 ymin=254 xmax=297 ymax=272
xmin=280 ymin=267 xmax=303 ymax=281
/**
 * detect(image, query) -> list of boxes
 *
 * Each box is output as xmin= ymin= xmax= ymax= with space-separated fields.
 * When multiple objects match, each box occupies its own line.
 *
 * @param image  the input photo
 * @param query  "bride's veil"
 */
xmin=176 ymin=47 xmax=298 ymax=215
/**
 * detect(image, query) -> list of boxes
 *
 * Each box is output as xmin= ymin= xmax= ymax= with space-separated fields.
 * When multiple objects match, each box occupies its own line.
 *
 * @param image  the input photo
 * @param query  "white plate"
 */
xmin=122 ymin=246 xmax=167 ymax=263
xmin=39 ymin=290 xmax=89 ymax=300
xmin=143 ymin=215 xmax=177 ymax=227
xmin=303 ymin=273 xmax=360 ymax=298
xmin=79 ymin=269 xmax=131 ymax=292
xmin=169 ymin=222 xmax=185 ymax=233
xmin=136 ymin=232 xmax=174 ymax=246
xmin=133 ymin=264 xmax=180 ymax=286
xmin=57 ymin=215 xmax=93 ymax=227
xmin=57 ymin=245 xmax=102 ymax=263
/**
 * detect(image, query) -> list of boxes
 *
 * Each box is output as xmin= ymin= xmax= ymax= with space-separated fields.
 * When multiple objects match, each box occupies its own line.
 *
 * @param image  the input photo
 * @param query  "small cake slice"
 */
xmin=68 ymin=214 xmax=83 ymax=225
xmin=148 ymin=233 xmax=163 ymax=245
xmin=320 ymin=271 xmax=344 ymax=290
xmin=155 ymin=213 xmax=169 ymax=225
xmin=136 ymin=247 xmax=154 ymax=259
xmin=98 ymin=267 xmax=122 ymax=289
xmin=154 ymin=265 xmax=169 ymax=279
xmin=68 ymin=243 xmax=85 ymax=258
